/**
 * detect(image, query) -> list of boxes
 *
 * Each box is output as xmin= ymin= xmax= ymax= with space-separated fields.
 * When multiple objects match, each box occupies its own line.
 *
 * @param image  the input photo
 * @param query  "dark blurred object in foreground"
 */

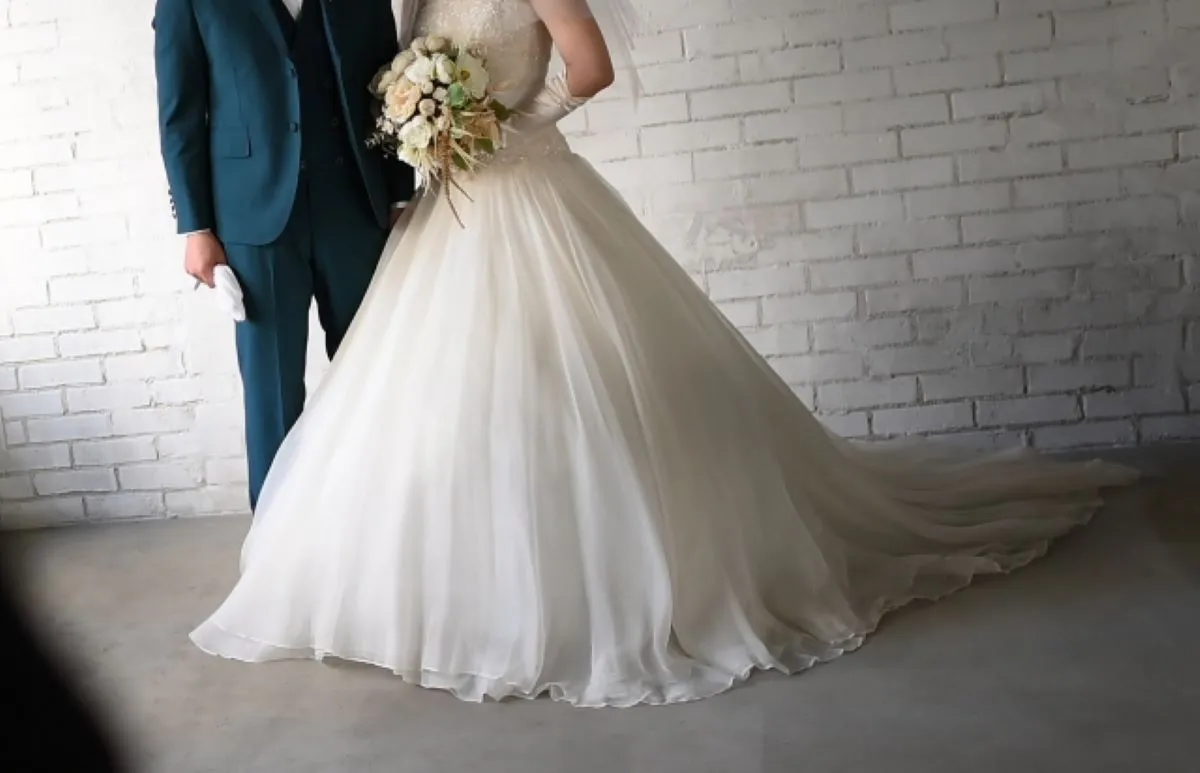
xmin=0 ymin=554 xmax=128 ymax=772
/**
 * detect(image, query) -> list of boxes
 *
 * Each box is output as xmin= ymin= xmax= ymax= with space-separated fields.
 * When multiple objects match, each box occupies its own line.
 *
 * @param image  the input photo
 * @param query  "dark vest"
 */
xmin=271 ymin=0 xmax=357 ymax=178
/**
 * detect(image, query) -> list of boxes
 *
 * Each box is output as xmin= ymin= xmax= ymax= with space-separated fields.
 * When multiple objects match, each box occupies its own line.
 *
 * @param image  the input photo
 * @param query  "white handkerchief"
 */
xmin=212 ymin=265 xmax=246 ymax=322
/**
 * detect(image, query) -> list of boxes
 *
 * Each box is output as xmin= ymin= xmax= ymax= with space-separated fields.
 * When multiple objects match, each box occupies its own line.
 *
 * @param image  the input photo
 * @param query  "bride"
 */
xmin=191 ymin=0 xmax=1138 ymax=707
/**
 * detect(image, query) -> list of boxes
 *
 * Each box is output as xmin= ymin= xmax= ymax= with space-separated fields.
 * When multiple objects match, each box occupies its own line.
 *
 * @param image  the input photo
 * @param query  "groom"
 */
xmin=154 ymin=0 xmax=419 ymax=510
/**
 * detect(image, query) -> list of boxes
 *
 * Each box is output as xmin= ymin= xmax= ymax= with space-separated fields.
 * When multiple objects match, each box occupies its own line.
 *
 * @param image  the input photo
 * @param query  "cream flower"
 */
xmin=425 ymin=36 xmax=448 ymax=53
xmin=399 ymin=114 xmax=434 ymax=149
xmin=405 ymin=55 xmax=435 ymax=88
xmin=390 ymin=50 xmax=416 ymax=74
xmin=432 ymin=53 xmax=457 ymax=85
xmin=418 ymin=98 xmax=437 ymax=117
xmin=383 ymin=79 xmax=421 ymax=123
xmin=455 ymin=51 xmax=489 ymax=99
xmin=410 ymin=37 xmax=429 ymax=56
xmin=433 ymin=86 xmax=449 ymax=102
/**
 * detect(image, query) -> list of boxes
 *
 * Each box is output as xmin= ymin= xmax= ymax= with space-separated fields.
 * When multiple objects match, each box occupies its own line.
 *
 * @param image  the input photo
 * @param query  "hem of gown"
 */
xmin=189 ymin=505 xmax=1094 ymax=708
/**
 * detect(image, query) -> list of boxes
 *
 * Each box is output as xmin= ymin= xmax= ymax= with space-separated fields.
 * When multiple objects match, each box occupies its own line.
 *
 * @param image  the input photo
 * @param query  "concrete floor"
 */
xmin=3 ymin=447 xmax=1198 ymax=773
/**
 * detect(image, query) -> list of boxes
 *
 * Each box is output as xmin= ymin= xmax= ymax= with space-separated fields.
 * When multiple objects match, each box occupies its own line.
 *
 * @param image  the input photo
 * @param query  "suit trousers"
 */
xmin=223 ymin=168 xmax=389 ymax=510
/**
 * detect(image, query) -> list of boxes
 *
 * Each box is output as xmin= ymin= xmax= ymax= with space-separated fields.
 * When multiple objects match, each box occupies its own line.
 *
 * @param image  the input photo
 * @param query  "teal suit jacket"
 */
xmin=153 ymin=0 xmax=414 ymax=245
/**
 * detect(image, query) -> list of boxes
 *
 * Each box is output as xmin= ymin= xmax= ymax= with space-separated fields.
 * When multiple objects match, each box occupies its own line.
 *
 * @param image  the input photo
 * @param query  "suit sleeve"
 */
xmin=375 ymin=1 xmax=416 ymax=204
xmin=154 ymin=0 xmax=215 ymax=235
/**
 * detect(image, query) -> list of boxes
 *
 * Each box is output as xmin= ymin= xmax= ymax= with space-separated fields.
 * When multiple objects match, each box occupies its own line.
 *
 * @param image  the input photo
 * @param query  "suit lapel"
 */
xmin=250 ymin=0 xmax=290 ymax=58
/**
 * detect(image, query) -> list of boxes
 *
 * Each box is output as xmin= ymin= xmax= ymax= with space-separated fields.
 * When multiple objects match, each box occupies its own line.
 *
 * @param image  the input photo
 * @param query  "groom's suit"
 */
xmin=153 ymin=0 xmax=417 ymax=509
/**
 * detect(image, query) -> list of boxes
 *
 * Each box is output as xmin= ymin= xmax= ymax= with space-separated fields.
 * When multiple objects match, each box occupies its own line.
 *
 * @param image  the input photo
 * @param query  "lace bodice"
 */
xmin=414 ymin=0 xmax=571 ymax=164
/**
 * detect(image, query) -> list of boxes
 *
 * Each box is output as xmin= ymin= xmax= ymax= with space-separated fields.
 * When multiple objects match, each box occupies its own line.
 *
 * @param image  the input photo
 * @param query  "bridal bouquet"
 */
xmin=367 ymin=36 xmax=511 ymax=222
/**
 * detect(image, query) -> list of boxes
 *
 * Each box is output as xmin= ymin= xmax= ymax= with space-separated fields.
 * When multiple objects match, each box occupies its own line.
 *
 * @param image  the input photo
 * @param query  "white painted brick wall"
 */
xmin=1 ymin=0 xmax=1199 ymax=528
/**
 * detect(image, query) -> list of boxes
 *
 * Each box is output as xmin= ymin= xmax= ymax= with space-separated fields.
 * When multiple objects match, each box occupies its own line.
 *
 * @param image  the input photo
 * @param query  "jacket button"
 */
xmin=288 ymin=121 xmax=299 ymax=133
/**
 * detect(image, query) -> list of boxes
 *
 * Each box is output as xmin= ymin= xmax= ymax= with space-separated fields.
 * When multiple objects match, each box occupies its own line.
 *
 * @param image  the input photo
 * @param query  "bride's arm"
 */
xmin=503 ymin=1 xmax=615 ymax=135
xmin=528 ymin=0 xmax=615 ymax=99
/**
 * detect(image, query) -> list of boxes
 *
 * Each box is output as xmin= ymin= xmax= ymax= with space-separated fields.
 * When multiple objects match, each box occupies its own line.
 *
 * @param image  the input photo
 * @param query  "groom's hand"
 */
xmin=184 ymin=232 xmax=228 ymax=288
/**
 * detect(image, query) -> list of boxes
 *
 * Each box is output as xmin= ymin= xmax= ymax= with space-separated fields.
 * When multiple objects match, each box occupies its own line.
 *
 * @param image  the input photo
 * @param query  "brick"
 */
xmin=1125 ymin=97 xmax=1200 ymax=133
xmin=921 ymin=367 xmax=1025 ymax=400
xmin=947 ymin=16 xmax=1053 ymax=57
xmin=0 ymin=497 xmax=87 ymax=530
xmin=48 ymin=273 xmax=135 ymax=304
xmin=26 ymin=413 xmax=111 ymax=443
xmin=963 ymin=209 xmax=1066 ymax=243
xmin=0 ymin=138 xmax=73 ymax=170
xmin=868 ymin=344 xmax=960 ymax=376
xmin=817 ymin=378 xmax=919 ymax=411
xmin=18 ymin=359 xmax=104 ymax=389
xmin=773 ymin=353 xmax=864 ymax=384
xmin=958 ymin=147 xmax=1064 ymax=182
xmin=891 ymin=0 xmax=996 ymax=32
xmin=858 ymin=219 xmax=959 ymax=255
xmin=811 ymin=256 xmax=911 ymax=289
xmin=819 ymin=412 xmax=871 ymax=438
xmin=73 ymin=437 xmax=158 ymax=467
xmin=1000 ymin=0 xmax=1109 ymax=14
xmin=690 ymin=82 xmax=791 ymax=120
xmin=0 ymin=475 xmax=35 ymax=501
xmin=66 ymin=384 xmax=154 ymax=413
xmin=708 ymin=266 xmax=807 ymax=301
xmin=0 ymin=335 xmax=55 ymax=364
xmin=762 ymin=292 xmax=858 ymax=324
xmin=0 ymin=169 xmax=34 ymax=200
xmin=894 ymin=57 xmax=1003 ymax=96
xmin=111 ymin=407 xmax=192 ymax=436
xmin=743 ymin=324 xmax=810 ymax=357
xmin=740 ymin=46 xmax=840 ymax=82
xmin=1015 ymin=172 xmax=1120 ymax=207
xmin=1081 ymin=324 xmax=1184 ymax=357
xmin=118 ymin=462 xmax=204 ymax=491
xmin=1 ymin=444 xmax=70 ymax=473
xmin=1028 ymin=361 xmax=1130 ymax=393
xmin=0 ymin=391 xmax=63 ymax=418
xmin=866 ymin=282 xmax=963 ymax=314
xmin=639 ymin=57 xmax=740 ymax=95
xmin=1056 ymin=3 xmax=1167 ymax=43
xmin=952 ymin=84 xmax=1055 ymax=120
xmin=978 ymin=395 xmax=1081 ymax=426
xmin=1085 ymin=387 xmax=1186 ymax=418
xmin=34 ymin=469 xmax=118 ymax=496
xmin=5 ymin=421 xmax=26 ymax=445
xmin=11 ymin=306 xmax=95 ymax=334
xmin=716 ymin=300 xmax=759 ymax=328
xmin=906 ymin=183 xmax=1010 ymax=218
xmin=873 ymin=402 xmax=975 ymax=435
xmin=695 ymin=144 xmax=797 ymax=182
xmin=744 ymin=107 xmax=842 ymax=143
xmin=970 ymin=271 xmax=1074 ymax=304
xmin=1015 ymin=334 xmax=1077 ymax=364
xmin=844 ymin=32 xmax=946 ymax=70
xmin=85 ymin=493 xmax=168 ymax=521
xmin=642 ymin=119 xmax=740 ymax=155
xmin=165 ymin=486 xmax=249 ymax=517
xmin=569 ymin=131 xmax=638 ymax=162
xmin=914 ymin=246 xmax=1020 ymax=279
xmin=1069 ymin=198 xmax=1179 ymax=233
xmin=683 ymin=19 xmax=786 ymax=58
xmin=785 ymin=6 xmax=889 ymax=45
xmin=805 ymin=195 xmax=904 ymax=228
xmin=759 ymin=230 xmax=855 ymax=264
xmin=813 ymin=318 xmax=914 ymax=352
xmin=1141 ymin=415 xmax=1200 ymax=440
xmin=1033 ymin=421 xmax=1137 ymax=449
xmin=1170 ymin=0 xmax=1200 ymax=28
xmin=58 ymin=330 xmax=144 ymax=358
xmin=103 ymin=351 xmax=185 ymax=382
xmin=585 ymin=94 xmax=688 ymax=131
xmin=1004 ymin=44 xmax=1112 ymax=83
xmin=852 ymin=157 xmax=954 ymax=193
xmin=597 ymin=155 xmax=693 ymax=190
xmin=1067 ymin=134 xmax=1175 ymax=170
xmin=745 ymin=169 xmax=848 ymax=205
xmin=843 ymin=95 xmax=950 ymax=132
xmin=797 ymin=132 xmax=899 ymax=168
xmin=793 ymin=71 xmax=893 ymax=107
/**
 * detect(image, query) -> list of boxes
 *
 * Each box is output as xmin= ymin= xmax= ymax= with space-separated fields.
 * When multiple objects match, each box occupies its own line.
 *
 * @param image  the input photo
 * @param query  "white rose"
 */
xmin=418 ymin=98 xmax=437 ymax=117
xmin=410 ymin=37 xmax=429 ymax=56
xmin=431 ymin=53 xmax=457 ymax=85
xmin=390 ymin=50 xmax=416 ymax=74
xmin=405 ymin=56 xmax=435 ymax=88
xmin=432 ymin=87 xmax=449 ymax=102
xmin=425 ymin=36 xmax=448 ymax=53
xmin=399 ymin=114 xmax=434 ymax=149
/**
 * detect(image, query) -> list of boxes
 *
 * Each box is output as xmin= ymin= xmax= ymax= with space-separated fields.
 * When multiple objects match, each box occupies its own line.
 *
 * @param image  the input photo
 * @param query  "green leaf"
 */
xmin=477 ymin=138 xmax=495 ymax=155
xmin=447 ymin=83 xmax=469 ymax=109
xmin=492 ymin=101 xmax=511 ymax=121
xmin=452 ymin=153 xmax=470 ymax=171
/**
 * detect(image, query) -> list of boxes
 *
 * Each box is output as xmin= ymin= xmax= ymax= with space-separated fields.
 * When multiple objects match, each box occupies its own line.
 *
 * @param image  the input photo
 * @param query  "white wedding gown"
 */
xmin=191 ymin=0 xmax=1139 ymax=707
